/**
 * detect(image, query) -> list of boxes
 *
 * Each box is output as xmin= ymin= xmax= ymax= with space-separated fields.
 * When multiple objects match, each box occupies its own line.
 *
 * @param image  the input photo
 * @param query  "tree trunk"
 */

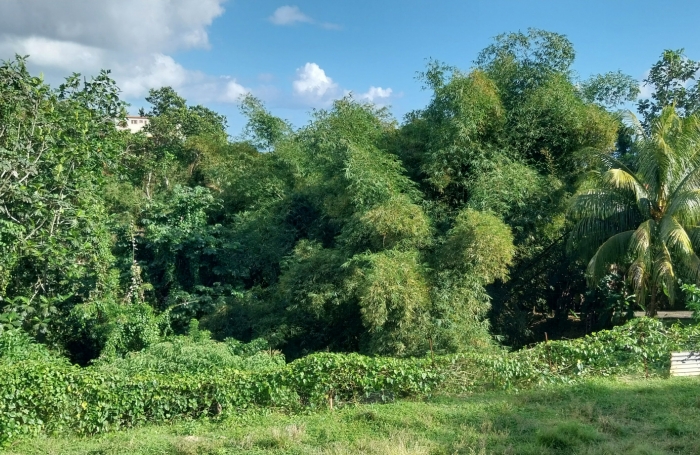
xmin=647 ymin=283 xmax=658 ymax=317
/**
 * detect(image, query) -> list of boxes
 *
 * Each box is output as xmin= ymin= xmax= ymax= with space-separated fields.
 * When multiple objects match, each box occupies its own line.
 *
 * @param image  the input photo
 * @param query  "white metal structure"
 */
xmin=670 ymin=352 xmax=700 ymax=377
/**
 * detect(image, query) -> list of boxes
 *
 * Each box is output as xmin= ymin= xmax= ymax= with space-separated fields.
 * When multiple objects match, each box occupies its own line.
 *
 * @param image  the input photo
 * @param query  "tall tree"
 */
xmin=0 ymin=57 xmax=126 ymax=337
xmin=637 ymin=49 xmax=700 ymax=130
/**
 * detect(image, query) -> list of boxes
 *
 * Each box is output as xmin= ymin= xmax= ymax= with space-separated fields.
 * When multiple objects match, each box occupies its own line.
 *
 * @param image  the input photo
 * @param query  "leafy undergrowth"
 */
xmin=1 ymin=318 xmax=699 ymax=445
xmin=0 ymin=330 xmax=445 ymax=444
xmin=4 ymin=377 xmax=700 ymax=455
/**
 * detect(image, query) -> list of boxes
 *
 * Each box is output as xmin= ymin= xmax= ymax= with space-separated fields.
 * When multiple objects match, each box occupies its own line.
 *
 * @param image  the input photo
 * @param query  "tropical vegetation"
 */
xmin=2 ymin=28 xmax=700 ymax=450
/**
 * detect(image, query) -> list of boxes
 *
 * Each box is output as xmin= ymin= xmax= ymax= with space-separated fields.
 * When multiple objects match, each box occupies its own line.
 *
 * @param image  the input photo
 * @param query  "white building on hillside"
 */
xmin=117 ymin=116 xmax=150 ymax=134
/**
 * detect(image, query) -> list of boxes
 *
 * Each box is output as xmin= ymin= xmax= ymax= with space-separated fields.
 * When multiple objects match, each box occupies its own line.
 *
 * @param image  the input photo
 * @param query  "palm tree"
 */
xmin=570 ymin=106 xmax=700 ymax=316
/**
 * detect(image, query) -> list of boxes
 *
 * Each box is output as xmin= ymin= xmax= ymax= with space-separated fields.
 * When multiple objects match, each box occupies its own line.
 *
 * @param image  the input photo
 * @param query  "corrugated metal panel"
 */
xmin=670 ymin=352 xmax=700 ymax=377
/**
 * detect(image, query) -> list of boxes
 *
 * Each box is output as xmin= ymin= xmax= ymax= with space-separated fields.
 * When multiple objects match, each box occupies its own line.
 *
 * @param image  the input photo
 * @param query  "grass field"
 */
xmin=4 ymin=377 xmax=700 ymax=455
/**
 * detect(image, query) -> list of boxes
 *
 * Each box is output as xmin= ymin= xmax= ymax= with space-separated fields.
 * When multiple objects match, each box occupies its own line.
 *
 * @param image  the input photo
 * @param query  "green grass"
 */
xmin=4 ymin=377 xmax=700 ymax=455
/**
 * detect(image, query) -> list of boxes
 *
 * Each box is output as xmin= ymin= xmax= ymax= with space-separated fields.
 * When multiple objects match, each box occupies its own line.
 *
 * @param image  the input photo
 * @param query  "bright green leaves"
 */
xmin=224 ymin=95 xmax=518 ymax=357
xmin=638 ymin=49 xmax=700 ymax=129
xmin=340 ymin=195 xmax=432 ymax=253
xmin=439 ymin=209 xmax=515 ymax=284
xmin=579 ymin=71 xmax=640 ymax=108
xmin=240 ymin=94 xmax=293 ymax=151
xmin=407 ymin=68 xmax=504 ymax=205
xmin=476 ymin=28 xmax=576 ymax=81
xmin=282 ymin=98 xmax=415 ymax=219
xmin=349 ymin=250 xmax=431 ymax=355
xmin=277 ymin=240 xmax=348 ymax=318
xmin=507 ymin=74 xmax=618 ymax=171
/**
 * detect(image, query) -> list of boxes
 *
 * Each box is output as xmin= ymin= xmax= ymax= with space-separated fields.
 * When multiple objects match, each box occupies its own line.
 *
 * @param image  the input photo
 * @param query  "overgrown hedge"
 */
xmin=444 ymin=318 xmax=700 ymax=391
xmin=2 ymin=318 xmax=699 ymax=443
xmin=0 ymin=353 xmax=442 ymax=443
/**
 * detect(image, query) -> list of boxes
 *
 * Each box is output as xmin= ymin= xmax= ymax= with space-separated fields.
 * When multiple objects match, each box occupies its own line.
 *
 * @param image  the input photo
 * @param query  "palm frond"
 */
xmin=654 ymin=243 xmax=676 ymax=303
xmin=621 ymin=110 xmax=645 ymax=140
xmin=659 ymin=215 xmax=694 ymax=259
xmin=627 ymin=257 xmax=649 ymax=307
xmin=601 ymin=168 xmax=649 ymax=203
xmin=667 ymin=189 xmax=700 ymax=228
xmin=688 ymin=227 xmax=700 ymax=251
xmin=598 ymin=153 xmax=648 ymax=197
xmin=570 ymin=188 xmax=640 ymax=220
xmin=630 ymin=220 xmax=653 ymax=257
xmin=572 ymin=108 xmax=700 ymax=306
xmin=586 ymin=230 xmax=634 ymax=285
xmin=675 ymin=249 xmax=700 ymax=285
xmin=569 ymin=211 xmax=640 ymax=258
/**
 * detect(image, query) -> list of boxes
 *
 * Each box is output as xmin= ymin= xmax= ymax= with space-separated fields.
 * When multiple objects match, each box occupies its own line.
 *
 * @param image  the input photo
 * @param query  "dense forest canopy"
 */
xmin=2 ymin=29 xmax=700 ymax=363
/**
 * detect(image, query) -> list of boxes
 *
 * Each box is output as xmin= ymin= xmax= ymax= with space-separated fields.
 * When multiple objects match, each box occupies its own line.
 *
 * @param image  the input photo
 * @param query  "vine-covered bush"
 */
xmin=0 ymin=329 xmax=58 ymax=362
xmin=0 ymin=353 xmax=443 ymax=443
xmin=2 ymin=318 xmax=699 ymax=444
xmin=92 ymin=336 xmax=285 ymax=376
xmin=444 ymin=318 xmax=700 ymax=391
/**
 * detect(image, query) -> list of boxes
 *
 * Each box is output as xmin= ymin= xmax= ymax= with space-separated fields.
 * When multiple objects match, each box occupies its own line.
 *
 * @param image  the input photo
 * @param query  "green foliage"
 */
xmin=1 ymin=317 xmax=699 ymax=445
xmin=680 ymin=283 xmax=700 ymax=321
xmin=92 ymin=334 xmax=284 ymax=376
xmin=10 ymin=377 xmax=700 ymax=455
xmin=60 ymin=301 xmax=163 ymax=364
xmin=239 ymin=94 xmax=293 ymax=151
xmin=339 ymin=194 xmax=432 ymax=253
xmin=349 ymin=250 xmax=432 ymax=355
xmin=0 ymin=56 xmax=125 ymax=339
xmin=579 ymin=71 xmax=640 ymax=108
xmin=475 ymin=28 xmax=576 ymax=104
xmin=0 ymin=350 xmax=443 ymax=444
xmin=506 ymin=73 xmax=618 ymax=170
xmin=411 ymin=67 xmax=505 ymax=205
xmin=586 ymin=272 xmax=637 ymax=326
xmin=637 ymin=49 xmax=700 ymax=129
xmin=439 ymin=209 xmax=514 ymax=283
xmin=5 ymin=32 xmax=698 ymax=374
xmin=570 ymin=107 xmax=700 ymax=315
xmin=0 ymin=329 xmax=56 ymax=362
xmin=446 ymin=317 xmax=700 ymax=391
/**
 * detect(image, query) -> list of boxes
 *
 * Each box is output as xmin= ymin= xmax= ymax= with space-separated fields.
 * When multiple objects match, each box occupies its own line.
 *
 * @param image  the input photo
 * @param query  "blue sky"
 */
xmin=1 ymin=1 xmax=699 ymax=134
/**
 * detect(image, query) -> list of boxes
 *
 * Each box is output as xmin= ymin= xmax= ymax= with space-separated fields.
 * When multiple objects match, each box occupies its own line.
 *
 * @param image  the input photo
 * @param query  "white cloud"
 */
xmin=269 ymin=6 xmax=312 ymax=25
xmin=118 ymin=54 xmax=190 ymax=99
xmin=222 ymin=79 xmax=250 ymax=103
xmin=359 ymin=86 xmax=393 ymax=103
xmin=0 ymin=0 xmax=249 ymax=105
xmin=293 ymin=63 xmax=339 ymax=105
xmin=0 ymin=36 xmax=106 ymax=72
xmin=0 ymin=0 xmax=227 ymax=53
xmin=268 ymin=5 xmax=340 ymax=29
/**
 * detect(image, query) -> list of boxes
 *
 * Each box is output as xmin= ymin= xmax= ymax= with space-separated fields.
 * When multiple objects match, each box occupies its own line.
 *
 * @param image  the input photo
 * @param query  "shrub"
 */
xmin=0 ymin=329 xmax=57 ymax=362
xmin=92 ymin=336 xmax=285 ymax=376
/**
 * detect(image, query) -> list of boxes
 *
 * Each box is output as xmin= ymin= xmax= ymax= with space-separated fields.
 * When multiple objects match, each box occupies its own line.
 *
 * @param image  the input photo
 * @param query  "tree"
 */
xmin=570 ymin=106 xmax=700 ymax=315
xmin=637 ymin=49 xmax=700 ymax=130
xmin=475 ymin=28 xmax=576 ymax=102
xmin=0 ymin=56 xmax=126 ymax=338
xmin=579 ymin=71 xmax=640 ymax=108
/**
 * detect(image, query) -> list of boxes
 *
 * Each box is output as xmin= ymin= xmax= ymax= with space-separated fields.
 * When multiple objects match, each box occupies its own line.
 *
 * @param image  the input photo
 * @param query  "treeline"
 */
xmin=1 ymin=29 xmax=698 ymax=363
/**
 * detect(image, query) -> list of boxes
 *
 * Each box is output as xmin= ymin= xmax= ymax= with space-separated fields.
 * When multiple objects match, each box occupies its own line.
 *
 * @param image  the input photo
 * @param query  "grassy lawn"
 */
xmin=4 ymin=377 xmax=700 ymax=455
